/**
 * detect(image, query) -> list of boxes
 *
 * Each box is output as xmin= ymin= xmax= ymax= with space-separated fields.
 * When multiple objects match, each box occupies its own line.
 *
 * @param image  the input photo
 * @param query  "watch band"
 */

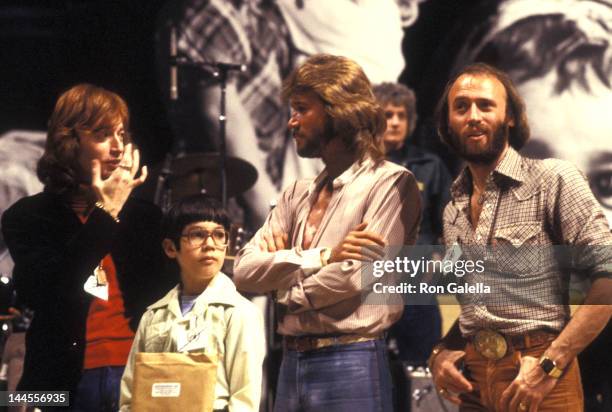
xmin=94 ymin=201 xmax=120 ymax=223
xmin=320 ymin=247 xmax=332 ymax=266
xmin=539 ymin=356 xmax=563 ymax=378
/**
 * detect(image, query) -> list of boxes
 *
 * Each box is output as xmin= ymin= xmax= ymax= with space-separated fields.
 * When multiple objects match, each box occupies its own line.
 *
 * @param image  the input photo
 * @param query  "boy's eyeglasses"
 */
xmin=181 ymin=228 xmax=228 ymax=247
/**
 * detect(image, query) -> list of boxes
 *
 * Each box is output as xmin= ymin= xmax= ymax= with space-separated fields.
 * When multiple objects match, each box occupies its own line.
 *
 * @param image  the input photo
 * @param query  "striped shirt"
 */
xmin=234 ymin=157 xmax=421 ymax=336
xmin=443 ymin=147 xmax=612 ymax=336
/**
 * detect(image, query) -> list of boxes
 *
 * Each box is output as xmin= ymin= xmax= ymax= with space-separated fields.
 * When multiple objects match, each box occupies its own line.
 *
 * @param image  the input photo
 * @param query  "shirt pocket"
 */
xmin=493 ymin=222 xmax=542 ymax=276
xmin=442 ymin=211 xmax=462 ymax=245
xmin=143 ymin=322 xmax=172 ymax=352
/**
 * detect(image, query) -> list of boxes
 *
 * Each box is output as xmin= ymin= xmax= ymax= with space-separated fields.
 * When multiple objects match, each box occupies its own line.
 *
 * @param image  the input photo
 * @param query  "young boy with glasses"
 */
xmin=120 ymin=194 xmax=265 ymax=411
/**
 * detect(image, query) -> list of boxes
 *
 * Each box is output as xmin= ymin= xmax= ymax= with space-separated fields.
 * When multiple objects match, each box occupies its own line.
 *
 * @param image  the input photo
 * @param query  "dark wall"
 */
xmin=0 ymin=0 xmax=174 ymax=165
xmin=401 ymin=0 xmax=501 ymax=173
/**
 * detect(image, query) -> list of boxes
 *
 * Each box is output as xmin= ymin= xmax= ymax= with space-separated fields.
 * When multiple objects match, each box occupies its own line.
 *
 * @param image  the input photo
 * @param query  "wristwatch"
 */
xmin=320 ymin=248 xmax=332 ymax=266
xmin=538 ymin=356 xmax=563 ymax=378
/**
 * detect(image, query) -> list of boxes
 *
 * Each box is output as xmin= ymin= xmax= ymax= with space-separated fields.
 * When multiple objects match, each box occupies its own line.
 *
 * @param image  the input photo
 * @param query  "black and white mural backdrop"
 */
xmin=0 ymin=1 xmax=610 ymax=409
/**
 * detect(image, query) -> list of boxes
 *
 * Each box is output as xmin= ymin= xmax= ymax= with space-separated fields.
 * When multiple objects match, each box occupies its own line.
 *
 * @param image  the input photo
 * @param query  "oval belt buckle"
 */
xmin=474 ymin=329 xmax=507 ymax=360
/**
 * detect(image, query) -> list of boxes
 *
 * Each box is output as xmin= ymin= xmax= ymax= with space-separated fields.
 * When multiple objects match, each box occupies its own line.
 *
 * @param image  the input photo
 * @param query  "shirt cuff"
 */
xmin=271 ymin=247 xmax=326 ymax=275
xmin=298 ymin=247 xmax=327 ymax=275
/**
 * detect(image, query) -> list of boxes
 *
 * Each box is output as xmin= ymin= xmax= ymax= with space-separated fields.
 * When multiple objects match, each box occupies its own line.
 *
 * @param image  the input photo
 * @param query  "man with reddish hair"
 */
xmin=2 ymin=84 xmax=175 ymax=410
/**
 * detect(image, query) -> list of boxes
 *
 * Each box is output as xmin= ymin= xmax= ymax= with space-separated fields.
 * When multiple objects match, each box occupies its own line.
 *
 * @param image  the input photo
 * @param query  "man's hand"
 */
xmin=91 ymin=143 xmax=147 ymax=218
xmin=498 ymin=355 xmax=558 ymax=412
xmin=260 ymin=228 xmax=288 ymax=252
xmin=431 ymin=348 xmax=473 ymax=405
xmin=329 ymin=222 xmax=385 ymax=263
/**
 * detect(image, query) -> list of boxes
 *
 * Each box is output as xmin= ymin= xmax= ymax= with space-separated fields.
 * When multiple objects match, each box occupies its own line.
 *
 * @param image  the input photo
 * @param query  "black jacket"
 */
xmin=1 ymin=192 xmax=177 ymax=393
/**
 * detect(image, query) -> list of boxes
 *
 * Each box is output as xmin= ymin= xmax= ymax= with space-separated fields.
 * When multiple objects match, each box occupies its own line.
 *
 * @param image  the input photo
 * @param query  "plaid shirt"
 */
xmin=176 ymin=0 xmax=292 ymax=185
xmin=443 ymin=147 xmax=612 ymax=336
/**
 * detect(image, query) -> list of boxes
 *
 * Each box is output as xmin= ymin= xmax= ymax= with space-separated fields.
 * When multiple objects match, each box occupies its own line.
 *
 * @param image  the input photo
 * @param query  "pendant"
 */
xmin=94 ymin=265 xmax=108 ymax=286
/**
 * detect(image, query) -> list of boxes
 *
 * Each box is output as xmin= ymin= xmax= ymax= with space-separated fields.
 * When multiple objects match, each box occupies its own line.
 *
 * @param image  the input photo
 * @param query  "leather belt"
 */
xmin=470 ymin=329 xmax=557 ymax=360
xmin=284 ymin=334 xmax=381 ymax=352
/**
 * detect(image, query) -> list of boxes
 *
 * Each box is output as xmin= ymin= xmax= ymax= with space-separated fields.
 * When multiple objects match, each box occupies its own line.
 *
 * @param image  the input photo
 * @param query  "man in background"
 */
xmin=373 ymin=82 xmax=452 ymax=366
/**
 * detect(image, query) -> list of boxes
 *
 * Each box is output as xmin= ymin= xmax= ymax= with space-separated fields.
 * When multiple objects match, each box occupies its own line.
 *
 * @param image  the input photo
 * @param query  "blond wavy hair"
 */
xmin=282 ymin=54 xmax=386 ymax=161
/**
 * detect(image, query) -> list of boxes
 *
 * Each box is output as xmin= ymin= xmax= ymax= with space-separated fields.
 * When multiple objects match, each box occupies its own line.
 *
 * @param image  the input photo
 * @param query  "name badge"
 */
xmin=176 ymin=318 xmax=207 ymax=352
xmin=84 ymin=275 xmax=109 ymax=300
xmin=443 ymin=242 xmax=463 ymax=274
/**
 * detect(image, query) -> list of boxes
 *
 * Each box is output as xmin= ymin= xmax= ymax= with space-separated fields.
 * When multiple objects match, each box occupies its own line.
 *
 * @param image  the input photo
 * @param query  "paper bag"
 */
xmin=132 ymin=352 xmax=218 ymax=412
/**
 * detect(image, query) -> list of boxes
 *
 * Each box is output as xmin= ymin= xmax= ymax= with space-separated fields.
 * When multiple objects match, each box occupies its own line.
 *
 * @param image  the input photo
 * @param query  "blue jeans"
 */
xmin=274 ymin=339 xmax=393 ymax=412
xmin=72 ymin=366 xmax=124 ymax=412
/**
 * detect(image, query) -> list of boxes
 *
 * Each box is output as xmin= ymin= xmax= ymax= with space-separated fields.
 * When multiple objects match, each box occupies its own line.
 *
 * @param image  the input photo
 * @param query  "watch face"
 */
xmin=540 ymin=358 xmax=554 ymax=374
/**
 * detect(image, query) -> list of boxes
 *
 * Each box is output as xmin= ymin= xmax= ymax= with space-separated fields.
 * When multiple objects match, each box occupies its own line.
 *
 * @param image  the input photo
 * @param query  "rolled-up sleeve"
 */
xmin=546 ymin=161 xmax=612 ymax=279
xmin=234 ymin=181 xmax=326 ymax=293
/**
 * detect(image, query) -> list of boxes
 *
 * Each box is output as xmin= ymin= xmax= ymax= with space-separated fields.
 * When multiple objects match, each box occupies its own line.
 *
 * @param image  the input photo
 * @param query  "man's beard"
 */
xmin=296 ymin=118 xmax=335 ymax=158
xmin=449 ymin=121 xmax=509 ymax=165
xmin=296 ymin=134 xmax=322 ymax=158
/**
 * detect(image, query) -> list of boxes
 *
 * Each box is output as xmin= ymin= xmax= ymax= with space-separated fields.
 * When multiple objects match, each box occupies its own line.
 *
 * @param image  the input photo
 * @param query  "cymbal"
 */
xmin=139 ymin=152 xmax=258 ymax=201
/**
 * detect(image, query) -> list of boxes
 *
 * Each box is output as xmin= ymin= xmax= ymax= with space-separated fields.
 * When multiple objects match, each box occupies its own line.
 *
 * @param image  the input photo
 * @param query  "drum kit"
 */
xmin=137 ymin=152 xmax=258 ymax=207
xmin=139 ymin=151 xmax=258 ymax=210
xmin=139 ymin=24 xmax=261 ymax=255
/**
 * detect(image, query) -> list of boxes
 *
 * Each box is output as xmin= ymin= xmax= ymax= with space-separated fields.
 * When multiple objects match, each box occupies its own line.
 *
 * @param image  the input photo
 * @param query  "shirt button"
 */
xmin=476 ymin=234 xmax=482 ymax=241
xmin=72 ymin=342 xmax=77 ymax=346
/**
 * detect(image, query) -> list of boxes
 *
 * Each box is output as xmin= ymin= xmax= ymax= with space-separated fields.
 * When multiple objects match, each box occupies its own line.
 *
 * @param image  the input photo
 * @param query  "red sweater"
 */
xmin=74 ymin=208 xmax=134 ymax=369
xmin=83 ymin=253 xmax=134 ymax=369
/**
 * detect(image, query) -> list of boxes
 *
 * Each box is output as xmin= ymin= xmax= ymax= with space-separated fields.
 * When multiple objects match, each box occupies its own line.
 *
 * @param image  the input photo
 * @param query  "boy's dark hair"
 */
xmin=162 ymin=194 xmax=230 ymax=248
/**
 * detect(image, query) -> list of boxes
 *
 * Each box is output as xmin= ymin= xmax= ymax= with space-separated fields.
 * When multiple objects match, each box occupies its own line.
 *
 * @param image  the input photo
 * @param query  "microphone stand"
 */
xmin=154 ymin=24 xmax=180 ymax=213
xmin=215 ymin=66 xmax=229 ymax=208
xmin=171 ymin=56 xmax=246 ymax=207
xmin=154 ymin=153 xmax=174 ymax=213
xmin=209 ymin=63 xmax=246 ymax=207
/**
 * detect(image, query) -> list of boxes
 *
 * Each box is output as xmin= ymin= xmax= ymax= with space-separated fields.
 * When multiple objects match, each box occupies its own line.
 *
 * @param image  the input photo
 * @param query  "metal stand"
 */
xmin=167 ymin=38 xmax=245 ymax=208
xmin=213 ymin=66 xmax=229 ymax=207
